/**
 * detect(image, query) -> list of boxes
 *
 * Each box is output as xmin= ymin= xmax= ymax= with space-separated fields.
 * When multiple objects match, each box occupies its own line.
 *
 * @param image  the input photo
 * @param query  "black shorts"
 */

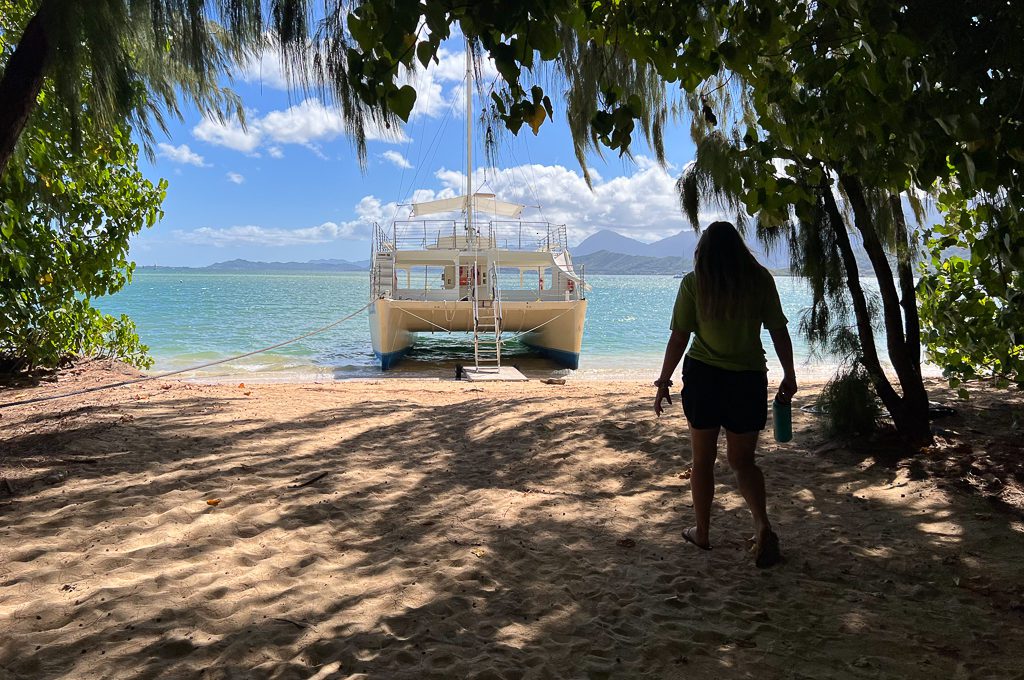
xmin=681 ymin=356 xmax=769 ymax=433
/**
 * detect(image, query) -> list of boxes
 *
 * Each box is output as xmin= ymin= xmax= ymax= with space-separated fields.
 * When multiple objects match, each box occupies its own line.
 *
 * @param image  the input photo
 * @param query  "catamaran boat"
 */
xmin=368 ymin=50 xmax=588 ymax=372
xmin=368 ymin=198 xmax=588 ymax=371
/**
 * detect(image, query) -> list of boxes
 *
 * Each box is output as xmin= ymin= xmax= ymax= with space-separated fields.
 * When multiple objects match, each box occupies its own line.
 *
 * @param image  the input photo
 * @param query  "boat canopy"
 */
xmin=553 ymin=251 xmax=588 ymax=287
xmin=410 ymin=193 xmax=525 ymax=218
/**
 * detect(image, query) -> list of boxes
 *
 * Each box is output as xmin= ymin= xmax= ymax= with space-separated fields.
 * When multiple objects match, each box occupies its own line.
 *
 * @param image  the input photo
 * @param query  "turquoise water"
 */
xmin=97 ymin=270 xmax=931 ymax=382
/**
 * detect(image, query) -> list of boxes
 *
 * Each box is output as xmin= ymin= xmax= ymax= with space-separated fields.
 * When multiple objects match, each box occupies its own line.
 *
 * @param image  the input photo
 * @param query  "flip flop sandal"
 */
xmin=755 ymin=531 xmax=783 ymax=568
xmin=682 ymin=527 xmax=712 ymax=551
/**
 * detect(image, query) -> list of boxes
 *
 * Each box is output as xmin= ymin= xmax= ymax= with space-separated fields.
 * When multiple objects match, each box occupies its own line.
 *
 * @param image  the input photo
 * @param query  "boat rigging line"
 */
xmin=0 ymin=301 xmax=373 ymax=411
xmin=388 ymin=71 xmax=466 ymax=225
xmin=500 ymin=305 xmax=577 ymax=343
xmin=395 ymin=304 xmax=577 ymax=344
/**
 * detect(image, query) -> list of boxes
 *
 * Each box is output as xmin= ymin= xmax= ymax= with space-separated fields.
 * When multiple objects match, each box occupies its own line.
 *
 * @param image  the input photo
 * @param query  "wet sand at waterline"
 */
xmin=2 ymin=362 xmax=1023 ymax=679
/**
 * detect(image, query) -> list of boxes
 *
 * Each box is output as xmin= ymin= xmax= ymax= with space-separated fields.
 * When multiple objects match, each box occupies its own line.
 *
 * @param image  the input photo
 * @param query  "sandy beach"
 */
xmin=1 ymin=361 xmax=1023 ymax=679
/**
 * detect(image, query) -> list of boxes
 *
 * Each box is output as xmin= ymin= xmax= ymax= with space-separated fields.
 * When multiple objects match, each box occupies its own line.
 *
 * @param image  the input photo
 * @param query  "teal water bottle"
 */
xmin=773 ymin=393 xmax=792 ymax=443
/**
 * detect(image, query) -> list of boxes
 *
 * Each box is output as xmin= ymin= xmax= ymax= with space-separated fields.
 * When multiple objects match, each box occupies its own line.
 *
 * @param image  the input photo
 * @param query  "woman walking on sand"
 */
xmin=654 ymin=221 xmax=797 ymax=568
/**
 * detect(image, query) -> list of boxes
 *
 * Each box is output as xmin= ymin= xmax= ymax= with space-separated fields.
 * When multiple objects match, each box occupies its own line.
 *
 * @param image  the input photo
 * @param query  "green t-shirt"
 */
xmin=670 ymin=270 xmax=788 ymax=372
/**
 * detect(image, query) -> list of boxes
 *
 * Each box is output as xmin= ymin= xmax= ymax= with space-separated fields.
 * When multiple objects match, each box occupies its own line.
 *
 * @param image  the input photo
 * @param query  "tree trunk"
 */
xmin=890 ymin=195 xmax=922 ymax=367
xmin=0 ymin=4 xmax=54 ymax=180
xmin=820 ymin=184 xmax=901 ymax=408
xmin=840 ymin=176 xmax=932 ymax=447
xmin=890 ymin=194 xmax=932 ymax=443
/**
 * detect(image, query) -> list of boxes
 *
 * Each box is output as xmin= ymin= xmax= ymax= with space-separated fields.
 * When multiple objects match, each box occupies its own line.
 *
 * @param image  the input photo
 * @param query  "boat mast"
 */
xmin=465 ymin=39 xmax=473 ymax=233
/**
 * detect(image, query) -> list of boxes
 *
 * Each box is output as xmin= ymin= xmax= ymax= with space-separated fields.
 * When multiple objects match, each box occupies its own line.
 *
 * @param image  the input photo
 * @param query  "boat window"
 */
xmin=395 ymin=266 xmax=449 ymax=291
xmin=502 ymin=267 xmax=549 ymax=291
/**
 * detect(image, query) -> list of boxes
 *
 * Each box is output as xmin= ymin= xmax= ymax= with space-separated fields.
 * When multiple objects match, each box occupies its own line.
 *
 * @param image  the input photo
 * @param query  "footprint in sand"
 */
xmin=155 ymin=637 xmax=196 ymax=659
xmin=233 ymin=524 xmax=265 ymax=539
xmin=380 ymin=615 xmax=419 ymax=641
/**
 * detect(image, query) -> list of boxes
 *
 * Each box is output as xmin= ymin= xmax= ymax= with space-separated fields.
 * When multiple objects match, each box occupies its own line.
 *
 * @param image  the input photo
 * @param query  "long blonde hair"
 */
xmin=693 ymin=221 xmax=767 ymax=320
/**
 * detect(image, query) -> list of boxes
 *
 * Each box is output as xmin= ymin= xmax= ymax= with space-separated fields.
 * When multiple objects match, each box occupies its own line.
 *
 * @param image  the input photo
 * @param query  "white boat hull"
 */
xmin=369 ymin=299 xmax=418 ymax=369
xmin=369 ymin=298 xmax=587 ymax=370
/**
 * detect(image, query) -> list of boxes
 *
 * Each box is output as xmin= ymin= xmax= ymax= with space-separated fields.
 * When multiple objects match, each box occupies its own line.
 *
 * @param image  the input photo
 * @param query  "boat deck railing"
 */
xmin=372 ymin=222 xmax=585 ymax=302
xmin=378 ymin=220 xmax=568 ymax=253
xmin=389 ymin=289 xmax=580 ymax=302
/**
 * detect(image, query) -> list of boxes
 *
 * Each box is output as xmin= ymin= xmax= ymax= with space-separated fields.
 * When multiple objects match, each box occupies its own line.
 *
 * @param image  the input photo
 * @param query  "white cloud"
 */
xmin=194 ymin=117 xmax=262 ymax=154
xmin=234 ymin=39 xmax=493 ymax=124
xmin=382 ymin=150 xmax=412 ymax=169
xmin=267 ymin=146 xmax=284 ymax=159
xmin=173 ymin=196 xmax=387 ymax=247
xmin=430 ymin=156 xmax=693 ymax=242
xmin=193 ymin=99 xmax=404 ymax=155
xmin=258 ymin=99 xmax=351 ymax=145
xmin=432 ymin=46 xmax=476 ymax=81
xmin=177 ymin=222 xmax=355 ymax=247
xmin=172 ymin=160 xmax=709 ymax=250
xmin=236 ymin=47 xmax=291 ymax=90
xmin=352 ymin=195 xmax=388 ymax=224
xmin=156 ymin=143 xmax=209 ymax=167
xmin=226 ymin=172 xmax=245 ymax=184
xmin=406 ymin=75 xmax=449 ymax=119
xmin=401 ymin=46 xmax=500 ymax=121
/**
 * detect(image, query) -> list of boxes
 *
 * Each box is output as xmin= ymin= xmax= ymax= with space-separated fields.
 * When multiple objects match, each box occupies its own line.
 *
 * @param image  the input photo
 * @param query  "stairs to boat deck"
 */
xmin=373 ymin=252 xmax=394 ymax=296
xmin=473 ymin=299 xmax=501 ymax=369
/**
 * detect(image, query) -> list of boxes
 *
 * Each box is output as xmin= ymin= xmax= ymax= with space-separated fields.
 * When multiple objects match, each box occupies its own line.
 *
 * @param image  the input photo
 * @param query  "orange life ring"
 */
xmin=459 ymin=266 xmax=468 ymax=286
xmin=567 ymin=279 xmax=575 ymax=292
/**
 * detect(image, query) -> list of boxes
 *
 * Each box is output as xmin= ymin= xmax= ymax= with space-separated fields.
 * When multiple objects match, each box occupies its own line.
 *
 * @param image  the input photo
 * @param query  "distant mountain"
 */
xmin=575 ymin=250 xmax=689 ymax=275
xmin=574 ymin=230 xmax=653 ymax=257
xmin=307 ymin=258 xmax=370 ymax=269
xmin=140 ymin=258 xmax=369 ymax=272
xmin=749 ymin=241 xmax=792 ymax=271
xmin=645 ymin=230 xmax=698 ymax=258
xmin=204 ymin=258 xmax=367 ymax=272
xmin=573 ymin=228 xmax=792 ymax=273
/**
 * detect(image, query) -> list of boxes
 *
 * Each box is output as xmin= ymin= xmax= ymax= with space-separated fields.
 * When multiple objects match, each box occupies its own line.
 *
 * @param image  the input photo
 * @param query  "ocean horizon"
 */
xmin=96 ymin=269 xmax=941 ymax=383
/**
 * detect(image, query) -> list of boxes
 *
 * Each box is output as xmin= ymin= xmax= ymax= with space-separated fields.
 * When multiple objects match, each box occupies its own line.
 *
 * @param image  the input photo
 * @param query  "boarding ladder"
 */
xmin=373 ymin=252 xmax=394 ymax=297
xmin=472 ymin=261 xmax=502 ymax=370
xmin=370 ymin=223 xmax=394 ymax=298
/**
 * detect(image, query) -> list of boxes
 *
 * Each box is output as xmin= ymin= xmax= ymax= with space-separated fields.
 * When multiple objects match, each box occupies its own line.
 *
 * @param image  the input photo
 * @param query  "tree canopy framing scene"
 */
xmin=1 ymin=2 xmax=1023 ymax=678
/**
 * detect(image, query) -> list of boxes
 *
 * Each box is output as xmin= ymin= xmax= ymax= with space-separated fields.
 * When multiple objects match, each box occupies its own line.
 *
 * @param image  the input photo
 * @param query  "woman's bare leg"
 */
xmin=725 ymin=430 xmax=771 ymax=544
xmin=687 ymin=426 xmax=720 ymax=548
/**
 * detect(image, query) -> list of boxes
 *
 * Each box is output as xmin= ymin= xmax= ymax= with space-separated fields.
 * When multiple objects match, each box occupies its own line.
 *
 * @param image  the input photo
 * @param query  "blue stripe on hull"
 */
xmin=521 ymin=341 xmax=580 ymax=369
xmin=376 ymin=346 xmax=413 ymax=371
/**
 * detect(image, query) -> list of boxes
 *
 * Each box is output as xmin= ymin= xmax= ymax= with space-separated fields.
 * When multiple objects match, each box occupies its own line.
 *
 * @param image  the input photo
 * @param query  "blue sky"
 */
xmin=133 ymin=39 xmax=700 ymax=267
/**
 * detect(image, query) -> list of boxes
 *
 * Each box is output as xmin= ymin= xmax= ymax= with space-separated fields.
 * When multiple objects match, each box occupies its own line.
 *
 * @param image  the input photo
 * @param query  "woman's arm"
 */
xmin=654 ymin=329 xmax=690 ymax=416
xmin=768 ymin=326 xmax=798 ymax=401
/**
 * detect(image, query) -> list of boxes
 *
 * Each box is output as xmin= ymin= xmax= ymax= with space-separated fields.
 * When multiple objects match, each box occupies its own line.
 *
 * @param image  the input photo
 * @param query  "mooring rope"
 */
xmin=500 ymin=304 xmax=578 ymax=343
xmin=397 ymin=301 xmax=579 ymax=343
xmin=0 ymin=301 xmax=373 ymax=410
xmin=397 ymin=306 xmax=456 ymax=334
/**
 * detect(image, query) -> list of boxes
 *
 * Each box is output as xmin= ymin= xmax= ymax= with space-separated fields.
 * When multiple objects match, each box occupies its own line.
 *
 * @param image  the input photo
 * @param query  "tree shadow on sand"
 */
xmin=1 ymin=382 xmax=1023 ymax=679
